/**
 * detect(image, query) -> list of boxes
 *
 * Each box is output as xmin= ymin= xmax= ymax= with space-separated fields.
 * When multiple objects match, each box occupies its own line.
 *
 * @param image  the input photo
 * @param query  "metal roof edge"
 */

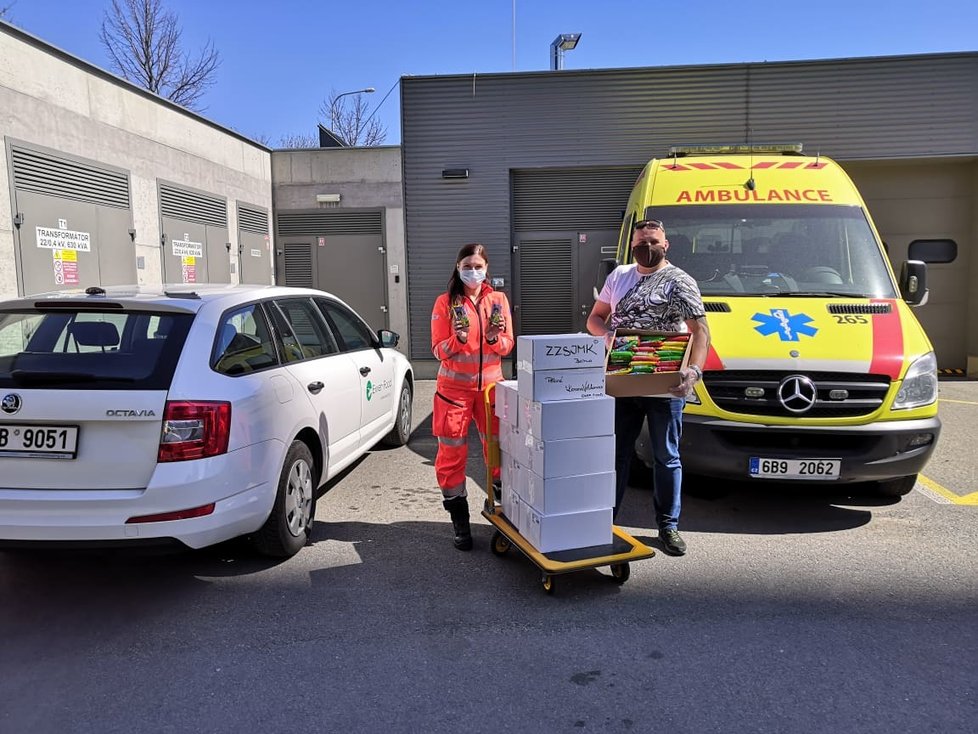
xmin=400 ymin=50 xmax=978 ymax=85
xmin=0 ymin=19 xmax=271 ymax=153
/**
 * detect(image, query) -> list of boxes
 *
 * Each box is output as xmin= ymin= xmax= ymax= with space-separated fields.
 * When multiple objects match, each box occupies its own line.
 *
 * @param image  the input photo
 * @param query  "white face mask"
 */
xmin=459 ymin=268 xmax=487 ymax=287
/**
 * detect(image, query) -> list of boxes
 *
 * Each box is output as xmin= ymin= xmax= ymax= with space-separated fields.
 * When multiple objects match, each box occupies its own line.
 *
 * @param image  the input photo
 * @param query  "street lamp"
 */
xmin=334 ymin=87 xmax=376 ymax=102
xmin=550 ymin=33 xmax=581 ymax=71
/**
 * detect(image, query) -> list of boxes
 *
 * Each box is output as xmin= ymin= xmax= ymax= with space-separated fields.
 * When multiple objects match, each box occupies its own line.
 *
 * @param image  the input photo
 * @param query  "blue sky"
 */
xmin=6 ymin=0 xmax=977 ymax=147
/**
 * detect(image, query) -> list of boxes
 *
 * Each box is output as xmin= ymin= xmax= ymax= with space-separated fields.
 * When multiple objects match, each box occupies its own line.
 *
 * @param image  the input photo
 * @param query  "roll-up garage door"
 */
xmin=159 ymin=182 xmax=229 ymax=285
xmin=237 ymin=202 xmax=271 ymax=285
xmin=511 ymin=167 xmax=641 ymax=338
xmin=274 ymin=209 xmax=388 ymax=331
xmin=10 ymin=144 xmax=135 ymax=296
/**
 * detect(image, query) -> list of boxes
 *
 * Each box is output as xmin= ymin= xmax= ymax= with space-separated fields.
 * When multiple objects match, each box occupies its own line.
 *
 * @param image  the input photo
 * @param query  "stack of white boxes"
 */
xmin=494 ymin=334 xmax=616 ymax=553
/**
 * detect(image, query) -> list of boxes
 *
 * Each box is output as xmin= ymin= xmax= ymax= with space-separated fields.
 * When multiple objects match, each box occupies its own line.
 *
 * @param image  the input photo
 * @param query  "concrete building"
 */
xmin=270 ymin=146 xmax=409 ymax=351
xmin=0 ymin=21 xmax=273 ymax=298
xmin=400 ymin=53 xmax=978 ymax=376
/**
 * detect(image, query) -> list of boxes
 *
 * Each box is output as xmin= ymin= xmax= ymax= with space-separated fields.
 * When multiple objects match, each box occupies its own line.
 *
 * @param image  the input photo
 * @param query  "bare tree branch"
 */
xmin=318 ymin=89 xmax=387 ymax=147
xmin=99 ymin=0 xmax=219 ymax=111
xmin=278 ymin=133 xmax=319 ymax=149
xmin=0 ymin=2 xmax=17 ymax=21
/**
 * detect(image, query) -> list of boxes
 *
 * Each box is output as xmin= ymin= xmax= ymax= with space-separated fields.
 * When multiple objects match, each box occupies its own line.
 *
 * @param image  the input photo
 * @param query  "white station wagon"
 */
xmin=0 ymin=285 xmax=413 ymax=557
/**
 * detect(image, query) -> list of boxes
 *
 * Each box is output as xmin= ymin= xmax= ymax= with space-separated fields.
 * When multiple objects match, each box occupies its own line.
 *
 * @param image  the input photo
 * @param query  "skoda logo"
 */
xmin=1 ymin=393 xmax=22 ymax=415
xmin=777 ymin=375 xmax=817 ymax=414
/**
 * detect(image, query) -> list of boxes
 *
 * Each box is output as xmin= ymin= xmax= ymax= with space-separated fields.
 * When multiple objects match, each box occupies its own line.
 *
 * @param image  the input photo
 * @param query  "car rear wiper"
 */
xmin=8 ymin=370 xmax=134 ymax=385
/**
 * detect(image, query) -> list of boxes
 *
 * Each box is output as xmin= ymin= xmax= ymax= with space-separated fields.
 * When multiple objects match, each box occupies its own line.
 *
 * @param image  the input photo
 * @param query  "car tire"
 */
xmin=871 ymin=474 xmax=917 ymax=498
xmin=253 ymin=440 xmax=318 ymax=558
xmin=380 ymin=381 xmax=413 ymax=447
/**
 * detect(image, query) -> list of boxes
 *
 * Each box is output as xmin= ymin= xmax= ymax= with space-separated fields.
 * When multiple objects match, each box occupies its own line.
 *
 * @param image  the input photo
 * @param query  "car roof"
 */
xmin=1 ymin=284 xmax=347 ymax=314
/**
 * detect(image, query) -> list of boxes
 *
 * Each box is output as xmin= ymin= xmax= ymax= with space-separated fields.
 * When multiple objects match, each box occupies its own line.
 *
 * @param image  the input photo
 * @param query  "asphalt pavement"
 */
xmin=1 ymin=379 xmax=976 ymax=733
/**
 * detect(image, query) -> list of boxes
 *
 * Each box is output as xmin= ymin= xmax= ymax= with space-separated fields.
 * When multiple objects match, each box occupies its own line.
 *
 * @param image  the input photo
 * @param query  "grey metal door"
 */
xmin=275 ymin=210 xmax=388 ymax=332
xmin=159 ymin=182 xmax=229 ymax=285
xmin=9 ymin=144 xmax=135 ymax=295
xmin=237 ymin=203 xmax=271 ymax=285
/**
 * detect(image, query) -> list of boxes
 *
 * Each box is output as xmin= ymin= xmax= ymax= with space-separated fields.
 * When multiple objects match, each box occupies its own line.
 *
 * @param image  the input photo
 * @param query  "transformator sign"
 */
xmin=36 ymin=226 xmax=91 ymax=252
xmin=172 ymin=240 xmax=203 ymax=258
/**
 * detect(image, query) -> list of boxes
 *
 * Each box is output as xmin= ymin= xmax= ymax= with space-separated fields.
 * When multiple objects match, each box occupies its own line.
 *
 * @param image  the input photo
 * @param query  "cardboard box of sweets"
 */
xmin=604 ymin=329 xmax=691 ymax=398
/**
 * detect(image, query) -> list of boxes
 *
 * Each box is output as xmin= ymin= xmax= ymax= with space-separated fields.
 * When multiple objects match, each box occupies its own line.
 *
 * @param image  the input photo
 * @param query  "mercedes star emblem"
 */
xmin=777 ymin=375 xmax=817 ymax=414
xmin=1 ymin=393 xmax=22 ymax=415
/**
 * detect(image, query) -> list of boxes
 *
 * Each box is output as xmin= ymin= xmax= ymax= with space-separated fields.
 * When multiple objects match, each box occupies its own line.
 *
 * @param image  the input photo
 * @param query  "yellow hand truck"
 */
xmin=481 ymin=384 xmax=655 ymax=594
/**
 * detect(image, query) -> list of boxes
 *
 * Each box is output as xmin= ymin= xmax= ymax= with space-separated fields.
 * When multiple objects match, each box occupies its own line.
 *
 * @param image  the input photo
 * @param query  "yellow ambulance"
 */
xmin=616 ymin=144 xmax=940 ymax=496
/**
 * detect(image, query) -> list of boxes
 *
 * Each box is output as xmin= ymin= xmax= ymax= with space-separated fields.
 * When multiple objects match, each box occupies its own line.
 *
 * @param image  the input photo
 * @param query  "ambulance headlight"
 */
xmin=892 ymin=352 xmax=938 ymax=410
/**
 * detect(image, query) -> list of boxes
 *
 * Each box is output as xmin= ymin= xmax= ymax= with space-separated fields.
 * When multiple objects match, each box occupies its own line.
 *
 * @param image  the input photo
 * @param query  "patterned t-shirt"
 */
xmin=599 ymin=263 xmax=704 ymax=331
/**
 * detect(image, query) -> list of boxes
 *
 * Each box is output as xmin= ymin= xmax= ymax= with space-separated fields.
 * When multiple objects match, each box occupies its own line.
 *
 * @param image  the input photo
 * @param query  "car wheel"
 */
xmin=253 ymin=440 xmax=317 ymax=558
xmin=381 ymin=381 xmax=413 ymax=447
xmin=871 ymin=474 xmax=917 ymax=497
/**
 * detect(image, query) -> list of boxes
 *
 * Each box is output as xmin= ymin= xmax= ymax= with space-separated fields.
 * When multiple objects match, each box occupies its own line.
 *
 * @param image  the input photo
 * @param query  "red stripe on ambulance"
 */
xmin=703 ymin=344 xmax=725 ymax=371
xmin=868 ymin=299 xmax=904 ymax=380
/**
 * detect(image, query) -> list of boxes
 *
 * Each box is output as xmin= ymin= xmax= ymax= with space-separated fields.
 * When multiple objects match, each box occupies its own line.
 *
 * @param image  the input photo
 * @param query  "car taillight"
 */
xmin=158 ymin=401 xmax=231 ymax=462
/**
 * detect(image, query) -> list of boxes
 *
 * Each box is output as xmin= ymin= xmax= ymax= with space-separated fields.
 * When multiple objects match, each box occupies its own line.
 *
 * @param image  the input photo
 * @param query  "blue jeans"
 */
xmin=614 ymin=396 xmax=685 ymax=530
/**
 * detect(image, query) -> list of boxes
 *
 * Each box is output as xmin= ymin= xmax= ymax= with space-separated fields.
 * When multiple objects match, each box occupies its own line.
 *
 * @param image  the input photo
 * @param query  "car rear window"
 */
xmin=0 ymin=308 xmax=194 ymax=390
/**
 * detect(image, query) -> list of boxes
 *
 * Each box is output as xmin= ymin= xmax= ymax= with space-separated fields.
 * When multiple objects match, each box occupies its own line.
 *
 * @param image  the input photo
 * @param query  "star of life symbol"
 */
xmin=752 ymin=308 xmax=818 ymax=342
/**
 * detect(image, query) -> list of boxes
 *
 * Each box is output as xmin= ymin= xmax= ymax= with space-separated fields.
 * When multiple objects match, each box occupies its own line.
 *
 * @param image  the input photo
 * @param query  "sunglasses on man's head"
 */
xmin=633 ymin=219 xmax=663 ymax=231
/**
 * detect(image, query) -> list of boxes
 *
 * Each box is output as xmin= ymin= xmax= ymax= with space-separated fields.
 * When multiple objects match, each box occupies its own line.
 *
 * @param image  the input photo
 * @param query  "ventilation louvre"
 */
xmin=12 ymin=147 xmax=130 ymax=209
xmin=704 ymin=302 xmax=732 ymax=312
xmin=277 ymin=211 xmax=382 ymax=236
xmin=827 ymin=303 xmax=892 ymax=315
xmin=160 ymin=184 xmax=227 ymax=228
xmin=238 ymin=205 xmax=269 ymax=235
xmin=283 ymin=244 xmax=314 ymax=287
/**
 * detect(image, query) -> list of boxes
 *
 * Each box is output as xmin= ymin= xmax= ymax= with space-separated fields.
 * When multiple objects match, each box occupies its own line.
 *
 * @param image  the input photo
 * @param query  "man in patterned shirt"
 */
xmin=586 ymin=218 xmax=711 ymax=556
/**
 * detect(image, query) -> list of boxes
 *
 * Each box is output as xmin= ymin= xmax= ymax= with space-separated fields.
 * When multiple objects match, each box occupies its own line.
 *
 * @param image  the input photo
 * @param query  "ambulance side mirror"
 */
xmin=900 ymin=260 xmax=928 ymax=307
xmin=593 ymin=258 xmax=619 ymax=300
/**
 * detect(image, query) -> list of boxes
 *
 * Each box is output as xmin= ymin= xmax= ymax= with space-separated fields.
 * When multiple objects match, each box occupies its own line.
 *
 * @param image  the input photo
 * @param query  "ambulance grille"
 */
xmin=702 ymin=370 xmax=891 ymax=418
xmin=827 ymin=303 xmax=892 ymax=315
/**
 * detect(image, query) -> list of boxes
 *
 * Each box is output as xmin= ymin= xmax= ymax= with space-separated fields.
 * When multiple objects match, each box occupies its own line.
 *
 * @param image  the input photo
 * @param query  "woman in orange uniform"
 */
xmin=430 ymin=243 xmax=514 ymax=550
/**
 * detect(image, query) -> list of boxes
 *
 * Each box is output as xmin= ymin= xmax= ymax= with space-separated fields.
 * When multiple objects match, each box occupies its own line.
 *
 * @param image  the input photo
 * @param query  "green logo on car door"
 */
xmin=366 ymin=380 xmax=373 ymax=401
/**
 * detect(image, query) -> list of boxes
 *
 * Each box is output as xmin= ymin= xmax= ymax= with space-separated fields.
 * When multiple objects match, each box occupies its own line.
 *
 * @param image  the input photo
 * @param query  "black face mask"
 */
xmin=634 ymin=244 xmax=665 ymax=269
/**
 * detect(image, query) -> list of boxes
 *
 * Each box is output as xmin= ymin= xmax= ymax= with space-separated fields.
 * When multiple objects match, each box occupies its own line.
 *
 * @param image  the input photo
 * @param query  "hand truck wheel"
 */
xmin=541 ymin=573 xmax=555 ymax=595
xmin=490 ymin=530 xmax=511 ymax=556
xmin=610 ymin=562 xmax=630 ymax=584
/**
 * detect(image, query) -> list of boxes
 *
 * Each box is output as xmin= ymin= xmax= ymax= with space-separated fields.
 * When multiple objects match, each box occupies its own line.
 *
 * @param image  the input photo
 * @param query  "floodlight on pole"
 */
xmin=549 ymin=33 xmax=581 ymax=71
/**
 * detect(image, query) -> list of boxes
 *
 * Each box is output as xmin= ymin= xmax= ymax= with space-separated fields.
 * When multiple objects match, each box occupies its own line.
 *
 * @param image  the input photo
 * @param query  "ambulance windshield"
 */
xmin=651 ymin=204 xmax=898 ymax=298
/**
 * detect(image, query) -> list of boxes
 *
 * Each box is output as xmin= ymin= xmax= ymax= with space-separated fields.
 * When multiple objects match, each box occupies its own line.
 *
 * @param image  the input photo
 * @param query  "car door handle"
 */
xmin=307 ymin=381 xmax=324 ymax=394
xmin=359 ymin=366 xmax=371 ymax=376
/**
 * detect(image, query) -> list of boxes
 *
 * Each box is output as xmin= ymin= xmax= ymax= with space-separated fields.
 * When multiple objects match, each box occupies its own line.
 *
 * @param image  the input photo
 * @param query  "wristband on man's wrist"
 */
xmin=486 ymin=336 xmax=498 ymax=345
xmin=688 ymin=364 xmax=703 ymax=380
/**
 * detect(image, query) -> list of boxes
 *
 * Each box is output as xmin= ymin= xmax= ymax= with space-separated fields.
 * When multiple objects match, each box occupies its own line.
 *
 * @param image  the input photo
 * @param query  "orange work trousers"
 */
xmin=432 ymin=383 xmax=500 ymax=498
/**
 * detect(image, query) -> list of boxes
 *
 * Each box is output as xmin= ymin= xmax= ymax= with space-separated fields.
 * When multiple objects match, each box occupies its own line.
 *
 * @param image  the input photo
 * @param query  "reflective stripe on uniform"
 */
xmin=437 ymin=436 xmax=467 ymax=447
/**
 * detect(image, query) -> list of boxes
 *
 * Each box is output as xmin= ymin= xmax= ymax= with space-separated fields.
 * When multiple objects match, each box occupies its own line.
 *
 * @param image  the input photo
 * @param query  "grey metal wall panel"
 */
xmin=11 ymin=146 xmax=130 ymax=209
xmin=159 ymin=183 xmax=227 ymax=227
xmin=513 ymin=167 xmax=643 ymax=231
xmin=402 ymin=53 xmax=978 ymax=360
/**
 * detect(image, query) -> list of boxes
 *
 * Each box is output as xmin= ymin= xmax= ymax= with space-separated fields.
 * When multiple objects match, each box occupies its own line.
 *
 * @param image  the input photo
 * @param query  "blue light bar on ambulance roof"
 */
xmin=668 ymin=143 xmax=804 ymax=157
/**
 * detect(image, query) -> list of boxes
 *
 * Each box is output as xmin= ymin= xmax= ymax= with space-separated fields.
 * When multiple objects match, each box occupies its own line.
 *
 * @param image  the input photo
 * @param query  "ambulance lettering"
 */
xmin=752 ymin=309 xmax=818 ymax=342
xmin=676 ymin=189 xmax=833 ymax=203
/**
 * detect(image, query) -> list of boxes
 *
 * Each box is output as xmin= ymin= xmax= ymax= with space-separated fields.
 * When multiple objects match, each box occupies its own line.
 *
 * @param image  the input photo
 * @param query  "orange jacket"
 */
xmin=431 ymin=284 xmax=514 ymax=391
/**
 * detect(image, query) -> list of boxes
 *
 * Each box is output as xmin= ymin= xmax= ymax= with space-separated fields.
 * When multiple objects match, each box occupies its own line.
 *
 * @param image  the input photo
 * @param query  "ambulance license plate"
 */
xmin=749 ymin=457 xmax=840 ymax=480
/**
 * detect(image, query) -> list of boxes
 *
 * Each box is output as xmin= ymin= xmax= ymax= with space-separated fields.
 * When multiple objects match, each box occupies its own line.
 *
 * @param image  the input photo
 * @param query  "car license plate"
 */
xmin=0 ymin=424 xmax=79 ymax=459
xmin=749 ymin=457 xmax=840 ymax=480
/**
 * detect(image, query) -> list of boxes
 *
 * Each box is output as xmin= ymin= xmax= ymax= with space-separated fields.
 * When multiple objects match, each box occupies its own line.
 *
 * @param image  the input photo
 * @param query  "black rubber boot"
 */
xmin=443 ymin=496 xmax=473 ymax=551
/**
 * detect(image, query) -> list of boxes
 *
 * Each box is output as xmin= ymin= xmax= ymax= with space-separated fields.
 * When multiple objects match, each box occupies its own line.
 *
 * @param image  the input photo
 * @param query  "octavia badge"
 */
xmin=777 ymin=375 xmax=817 ymax=414
xmin=1 ymin=393 xmax=22 ymax=415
